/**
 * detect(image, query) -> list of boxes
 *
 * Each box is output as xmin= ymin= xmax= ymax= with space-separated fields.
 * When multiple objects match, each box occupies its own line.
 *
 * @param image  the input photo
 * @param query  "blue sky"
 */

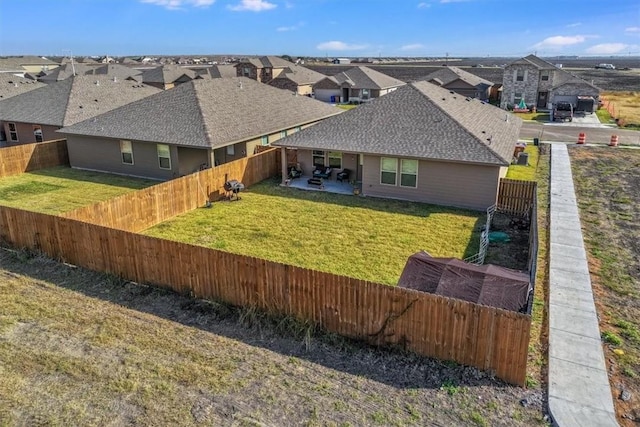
xmin=1 ymin=0 xmax=639 ymax=57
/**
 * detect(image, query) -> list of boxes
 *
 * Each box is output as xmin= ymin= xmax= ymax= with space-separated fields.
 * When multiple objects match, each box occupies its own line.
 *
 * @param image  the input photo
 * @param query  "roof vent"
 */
xmin=449 ymin=90 xmax=454 ymax=94
xmin=465 ymin=97 xmax=471 ymax=101
xmin=238 ymin=82 xmax=243 ymax=89
xmin=79 ymin=105 xmax=83 ymax=109
xmin=442 ymin=97 xmax=446 ymax=101
xmin=94 ymin=99 xmax=98 ymax=102
xmin=95 ymin=80 xmax=100 ymax=86
xmin=113 ymin=76 xmax=118 ymax=83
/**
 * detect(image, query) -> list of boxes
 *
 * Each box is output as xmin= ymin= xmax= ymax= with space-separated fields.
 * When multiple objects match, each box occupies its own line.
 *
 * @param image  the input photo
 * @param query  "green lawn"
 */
xmin=507 ymin=144 xmax=539 ymax=181
xmin=0 ymin=166 xmax=158 ymax=214
xmin=143 ymin=180 xmax=484 ymax=285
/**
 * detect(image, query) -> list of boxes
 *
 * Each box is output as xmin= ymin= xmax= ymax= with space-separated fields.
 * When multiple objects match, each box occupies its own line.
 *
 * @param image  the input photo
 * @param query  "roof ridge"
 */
xmin=409 ymin=82 xmax=507 ymax=164
xmin=190 ymin=80 xmax=214 ymax=146
xmin=60 ymin=76 xmax=77 ymax=126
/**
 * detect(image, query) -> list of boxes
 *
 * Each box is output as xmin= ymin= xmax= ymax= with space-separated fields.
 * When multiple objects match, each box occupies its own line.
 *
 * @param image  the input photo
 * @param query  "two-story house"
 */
xmin=500 ymin=55 xmax=600 ymax=111
xmin=234 ymin=56 xmax=295 ymax=83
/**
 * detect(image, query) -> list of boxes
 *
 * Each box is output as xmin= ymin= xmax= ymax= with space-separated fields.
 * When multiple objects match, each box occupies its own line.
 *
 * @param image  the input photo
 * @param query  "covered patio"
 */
xmin=282 ymin=175 xmax=357 ymax=196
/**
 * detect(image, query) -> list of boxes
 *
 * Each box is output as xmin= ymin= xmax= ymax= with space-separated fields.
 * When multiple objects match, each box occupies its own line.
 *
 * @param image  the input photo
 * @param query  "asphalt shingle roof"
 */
xmin=58 ymin=77 xmax=343 ymax=149
xmin=237 ymin=56 xmax=295 ymax=69
xmin=141 ymin=65 xmax=197 ymax=84
xmin=0 ymin=56 xmax=59 ymax=72
xmin=0 ymin=74 xmax=46 ymax=100
xmin=421 ymin=66 xmax=493 ymax=88
xmin=273 ymin=81 xmax=521 ymax=166
xmin=321 ymin=66 xmax=406 ymax=90
xmin=0 ymin=75 xmax=160 ymax=127
xmin=203 ymin=64 xmax=237 ymax=79
xmin=271 ymin=65 xmax=326 ymax=85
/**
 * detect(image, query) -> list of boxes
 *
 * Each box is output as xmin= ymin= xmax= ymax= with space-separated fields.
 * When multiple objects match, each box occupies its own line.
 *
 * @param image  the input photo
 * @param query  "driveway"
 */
xmin=547 ymin=112 xmax=607 ymax=128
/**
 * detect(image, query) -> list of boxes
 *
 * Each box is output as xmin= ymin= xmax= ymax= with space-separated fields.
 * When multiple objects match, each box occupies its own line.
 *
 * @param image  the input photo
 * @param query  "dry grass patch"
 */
xmin=142 ymin=179 xmax=484 ymax=285
xmin=601 ymin=91 xmax=640 ymax=127
xmin=0 ymin=166 xmax=157 ymax=214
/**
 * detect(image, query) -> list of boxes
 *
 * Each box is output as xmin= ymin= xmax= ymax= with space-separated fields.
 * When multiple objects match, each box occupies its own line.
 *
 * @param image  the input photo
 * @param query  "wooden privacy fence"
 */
xmin=0 ymin=139 xmax=69 ymax=177
xmin=63 ymin=148 xmax=280 ymax=232
xmin=0 ymin=204 xmax=531 ymax=386
xmin=497 ymin=179 xmax=537 ymax=216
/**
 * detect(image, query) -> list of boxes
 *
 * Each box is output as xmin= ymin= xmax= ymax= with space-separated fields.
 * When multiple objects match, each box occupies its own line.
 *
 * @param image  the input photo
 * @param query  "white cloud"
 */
xmin=228 ymin=0 xmax=276 ymax=12
xmin=566 ymin=22 xmax=581 ymax=28
xmin=317 ymin=41 xmax=368 ymax=51
xmin=533 ymin=35 xmax=587 ymax=49
xmin=401 ymin=43 xmax=424 ymax=51
xmin=417 ymin=2 xmax=430 ymax=8
xmin=141 ymin=0 xmax=215 ymax=10
xmin=277 ymin=21 xmax=304 ymax=32
xmin=585 ymin=43 xmax=628 ymax=54
xmin=625 ymin=27 xmax=640 ymax=33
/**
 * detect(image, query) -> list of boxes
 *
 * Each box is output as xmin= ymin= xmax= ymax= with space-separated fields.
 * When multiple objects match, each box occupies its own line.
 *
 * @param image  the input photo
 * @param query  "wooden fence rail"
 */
xmin=0 ymin=204 xmax=531 ymax=385
xmin=0 ymin=139 xmax=69 ymax=177
xmin=497 ymin=179 xmax=537 ymax=216
xmin=63 ymin=148 xmax=280 ymax=232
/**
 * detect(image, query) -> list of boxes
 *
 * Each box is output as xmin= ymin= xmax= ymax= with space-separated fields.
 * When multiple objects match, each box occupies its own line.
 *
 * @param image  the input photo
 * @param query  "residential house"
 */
xmin=267 ymin=65 xmax=326 ymax=96
xmin=312 ymin=66 xmax=406 ymax=103
xmin=273 ymin=81 xmax=522 ymax=211
xmin=57 ymin=78 xmax=342 ymax=180
xmin=38 ymin=63 xmax=93 ymax=83
xmin=421 ymin=66 xmax=494 ymax=100
xmin=234 ymin=56 xmax=298 ymax=83
xmin=0 ymin=56 xmax=60 ymax=75
xmin=197 ymin=64 xmax=237 ymax=79
xmin=0 ymin=75 xmax=160 ymax=145
xmin=500 ymin=54 xmax=600 ymax=110
xmin=39 ymin=63 xmax=142 ymax=83
xmin=140 ymin=65 xmax=199 ymax=90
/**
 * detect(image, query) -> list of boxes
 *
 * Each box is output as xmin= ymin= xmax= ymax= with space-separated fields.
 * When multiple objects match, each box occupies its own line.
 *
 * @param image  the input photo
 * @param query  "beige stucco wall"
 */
xmin=362 ymin=155 xmax=502 ymax=210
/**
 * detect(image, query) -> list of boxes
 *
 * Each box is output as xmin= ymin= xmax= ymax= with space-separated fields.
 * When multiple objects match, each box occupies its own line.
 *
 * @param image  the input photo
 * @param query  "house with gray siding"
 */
xmin=421 ymin=66 xmax=494 ymax=100
xmin=57 ymin=77 xmax=342 ymax=180
xmin=273 ymin=81 xmax=522 ymax=211
xmin=0 ymin=75 xmax=160 ymax=145
xmin=312 ymin=66 xmax=406 ymax=103
xmin=500 ymin=54 xmax=600 ymax=110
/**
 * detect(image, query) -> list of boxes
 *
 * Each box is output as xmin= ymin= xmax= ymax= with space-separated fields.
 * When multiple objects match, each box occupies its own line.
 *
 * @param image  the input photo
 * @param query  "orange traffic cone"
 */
xmin=609 ymin=135 xmax=619 ymax=147
xmin=577 ymin=132 xmax=586 ymax=144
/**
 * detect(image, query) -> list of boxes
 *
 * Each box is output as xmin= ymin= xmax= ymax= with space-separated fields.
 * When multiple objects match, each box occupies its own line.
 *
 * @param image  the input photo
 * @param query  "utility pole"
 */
xmin=445 ymin=52 xmax=448 ymax=64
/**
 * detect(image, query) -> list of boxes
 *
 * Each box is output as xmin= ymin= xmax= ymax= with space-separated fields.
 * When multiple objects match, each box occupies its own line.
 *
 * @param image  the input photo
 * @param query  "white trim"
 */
xmin=157 ymin=143 xmax=171 ymax=170
xmin=380 ymin=157 xmax=398 ymax=186
xmin=120 ymin=140 xmax=134 ymax=165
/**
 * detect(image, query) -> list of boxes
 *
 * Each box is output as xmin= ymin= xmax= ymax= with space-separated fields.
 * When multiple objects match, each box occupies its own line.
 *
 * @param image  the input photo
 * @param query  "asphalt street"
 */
xmin=520 ymin=122 xmax=640 ymax=146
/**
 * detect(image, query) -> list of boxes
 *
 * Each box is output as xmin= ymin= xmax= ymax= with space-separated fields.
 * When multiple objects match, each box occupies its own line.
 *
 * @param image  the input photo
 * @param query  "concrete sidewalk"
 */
xmin=548 ymin=144 xmax=618 ymax=426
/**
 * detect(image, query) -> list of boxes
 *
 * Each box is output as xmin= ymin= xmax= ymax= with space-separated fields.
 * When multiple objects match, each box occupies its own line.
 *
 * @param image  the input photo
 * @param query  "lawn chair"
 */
xmin=336 ymin=168 xmax=351 ymax=183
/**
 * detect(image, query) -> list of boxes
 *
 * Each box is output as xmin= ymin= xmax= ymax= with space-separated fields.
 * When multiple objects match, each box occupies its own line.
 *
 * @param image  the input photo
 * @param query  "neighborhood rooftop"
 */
xmin=0 ymin=74 xmax=45 ymax=100
xmin=271 ymin=64 xmax=326 ymax=85
xmin=421 ymin=66 xmax=493 ymax=88
xmin=58 ymin=77 xmax=343 ymax=148
xmin=325 ymin=66 xmax=406 ymax=90
xmin=0 ymin=75 xmax=161 ymax=127
xmin=274 ymin=81 xmax=521 ymax=166
xmin=141 ymin=65 xmax=197 ymax=85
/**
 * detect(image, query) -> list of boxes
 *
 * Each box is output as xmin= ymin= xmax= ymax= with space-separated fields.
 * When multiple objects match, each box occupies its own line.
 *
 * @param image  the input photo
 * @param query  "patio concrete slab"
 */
xmin=547 ymin=144 xmax=618 ymax=427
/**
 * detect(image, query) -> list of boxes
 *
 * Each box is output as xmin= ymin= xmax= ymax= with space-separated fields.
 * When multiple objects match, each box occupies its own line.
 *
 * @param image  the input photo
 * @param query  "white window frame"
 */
xmin=226 ymin=144 xmax=235 ymax=156
xmin=280 ymin=130 xmax=288 ymax=138
xmin=516 ymin=69 xmax=525 ymax=82
xmin=540 ymin=70 xmax=549 ymax=81
xmin=328 ymin=151 xmax=342 ymax=169
xmin=261 ymin=135 xmax=269 ymax=146
xmin=157 ymin=144 xmax=171 ymax=170
xmin=120 ymin=140 xmax=134 ymax=165
xmin=400 ymin=159 xmax=418 ymax=188
xmin=380 ymin=157 xmax=397 ymax=186
xmin=33 ymin=125 xmax=43 ymax=142
xmin=8 ymin=122 xmax=18 ymax=142
xmin=312 ymin=150 xmax=325 ymax=167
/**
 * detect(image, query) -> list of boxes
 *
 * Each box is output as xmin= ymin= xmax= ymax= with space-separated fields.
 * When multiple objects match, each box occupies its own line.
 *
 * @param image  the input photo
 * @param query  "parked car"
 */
xmin=553 ymin=102 xmax=573 ymax=122
xmin=595 ymin=63 xmax=615 ymax=70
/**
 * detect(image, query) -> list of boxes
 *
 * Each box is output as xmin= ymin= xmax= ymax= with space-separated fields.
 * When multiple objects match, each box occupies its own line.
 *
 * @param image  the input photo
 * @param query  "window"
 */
xmin=295 ymin=126 xmax=302 ymax=132
xmin=361 ymin=88 xmax=370 ymax=100
xmin=400 ymin=159 xmax=418 ymax=188
xmin=312 ymin=150 xmax=325 ymax=167
xmin=380 ymin=157 xmax=397 ymax=185
xmin=328 ymin=151 xmax=342 ymax=168
xmin=8 ymin=122 xmax=18 ymax=142
xmin=540 ymin=70 xmax=549 ymax=81
xmin=120 ymin=140 xmax=133 ymax=164
xmin=261 ymin=135 xmax=269 ymax=146
xmin=280 ymin=130 xmax=288 ymax=138
xmin=157 ymin=144 xmax=171 ymax=169
xmin=242 ymin=67 xmax=250 ymax=77
xmin=514 ymin=92 xmax=522 ymax=104
xmin=33 ymin=125 xmax=43 ymax=142
xmin=516 ymin=69 xmax=525 ymax=82
xmin=226 ymin=144 xmax=235 ymax=156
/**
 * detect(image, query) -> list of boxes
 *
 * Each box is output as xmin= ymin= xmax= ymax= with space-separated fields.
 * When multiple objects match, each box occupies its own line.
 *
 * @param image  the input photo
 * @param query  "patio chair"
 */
xmin=336 ymin=168 xmax=351 ymax=183
xmin=312 ymin=166 xmax=333 ymax=180
xmin=288 ymin=164 xmax=303 ymax=179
